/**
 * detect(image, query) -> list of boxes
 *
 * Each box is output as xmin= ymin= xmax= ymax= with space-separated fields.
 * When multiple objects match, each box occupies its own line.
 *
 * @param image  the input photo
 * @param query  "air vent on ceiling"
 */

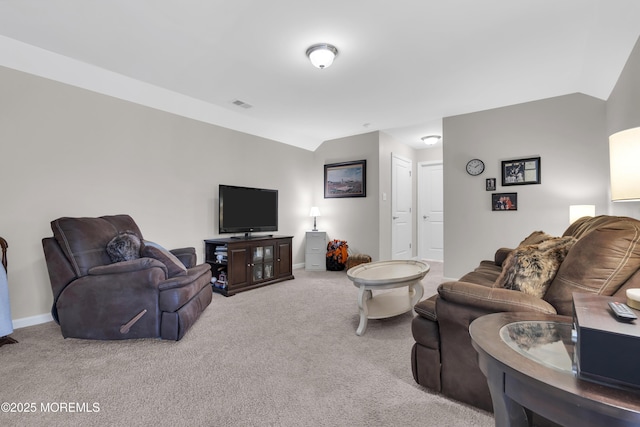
xmin=231 ymin=99 xmax=253 ymax=109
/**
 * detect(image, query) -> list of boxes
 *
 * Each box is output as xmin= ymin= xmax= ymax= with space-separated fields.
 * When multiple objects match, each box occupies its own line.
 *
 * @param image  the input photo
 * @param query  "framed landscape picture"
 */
xmin=501 ymin=157 xmax=541 ymax=186
xmin=324 ymin=160 xmax=367 ymax=198
xmin=492 ymin=192 xmax=518 ymax=211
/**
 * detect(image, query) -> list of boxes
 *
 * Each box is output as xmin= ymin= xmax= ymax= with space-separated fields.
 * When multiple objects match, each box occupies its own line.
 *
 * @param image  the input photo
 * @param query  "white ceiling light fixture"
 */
xmin=421 ymin=135 xmax=441 ymax=145
xmin=306 ymin=43 xmax=338 ymax=69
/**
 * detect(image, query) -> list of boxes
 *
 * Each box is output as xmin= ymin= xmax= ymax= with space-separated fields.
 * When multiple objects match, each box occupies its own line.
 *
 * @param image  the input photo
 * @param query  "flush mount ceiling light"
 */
xmin=306 ymin=43 xmax=338 ymax=69
xmin=421 ymin=135 xmax=441 ymax=145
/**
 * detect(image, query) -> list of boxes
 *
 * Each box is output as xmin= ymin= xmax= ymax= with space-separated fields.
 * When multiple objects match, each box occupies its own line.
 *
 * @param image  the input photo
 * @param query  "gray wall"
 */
xmin=443 ymin=94 xmax=609 ymax=278
xmin=313 ymin=131 xmax=438 ymax=262
xmin=312 ymin=132 xmax=381 ymax=259
xmin=442 ymin=36 xmax=640 ymax=279
xmin=0 ymin=66 xmax=314 ymax=321
xmin=4 ymin=34 xmax=638 ymax=322
xmin=607 ymin=37 xmax=640 ymax=136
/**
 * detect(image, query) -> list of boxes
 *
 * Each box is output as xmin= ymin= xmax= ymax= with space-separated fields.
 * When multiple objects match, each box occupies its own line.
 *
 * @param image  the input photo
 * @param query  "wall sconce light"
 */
xmin=609 ymin=127 xmax=640 ymax=202
xmin=309 ymin=207 xmax=321 ymax=231
xmin=306 ymin=44 xmax=338 ymax=69
xmin=421 ymin=135 xmax=441 ymax=145
xmin=569 ymin=205 xmax=595 ymax=224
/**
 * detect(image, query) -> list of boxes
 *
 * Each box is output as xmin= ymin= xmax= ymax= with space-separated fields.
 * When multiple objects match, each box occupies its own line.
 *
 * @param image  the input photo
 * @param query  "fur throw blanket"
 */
xmin=496 ymin=236 xmax=577 ymax=298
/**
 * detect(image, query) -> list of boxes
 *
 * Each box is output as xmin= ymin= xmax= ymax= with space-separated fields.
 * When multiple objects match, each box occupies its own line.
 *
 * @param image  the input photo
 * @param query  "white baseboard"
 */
xmin=12 ymin=313 xmax=54 ymax=329
xmin=293 ymin=262 xmax=306 ymax=270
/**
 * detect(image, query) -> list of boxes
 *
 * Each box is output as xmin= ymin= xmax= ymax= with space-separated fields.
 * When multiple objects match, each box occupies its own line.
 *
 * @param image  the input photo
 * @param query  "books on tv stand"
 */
xmin=204 ymin=235 xmax=294 ymax=296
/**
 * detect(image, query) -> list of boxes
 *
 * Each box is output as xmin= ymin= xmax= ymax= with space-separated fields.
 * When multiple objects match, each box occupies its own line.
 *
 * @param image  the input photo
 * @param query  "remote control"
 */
xmin=608 ymin=301 xmax=638 ymax=321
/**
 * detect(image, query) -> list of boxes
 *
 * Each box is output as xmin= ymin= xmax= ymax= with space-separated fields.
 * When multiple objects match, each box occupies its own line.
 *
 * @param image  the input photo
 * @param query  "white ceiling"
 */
xmin=1 ymin=0 xmax=639 ymax=151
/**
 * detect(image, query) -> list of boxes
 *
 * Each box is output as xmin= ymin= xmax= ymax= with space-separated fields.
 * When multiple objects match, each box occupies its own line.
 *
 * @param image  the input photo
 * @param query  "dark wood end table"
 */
xmin=470 ymin=312 xmax=640 ymax=427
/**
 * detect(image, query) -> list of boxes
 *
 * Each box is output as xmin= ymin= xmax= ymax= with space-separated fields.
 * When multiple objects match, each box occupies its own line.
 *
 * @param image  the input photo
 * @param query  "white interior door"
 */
xmin=392 ymin=154 xmax=412 ymax=260
xmin=418 ymin=162 xmax=444 ymax=261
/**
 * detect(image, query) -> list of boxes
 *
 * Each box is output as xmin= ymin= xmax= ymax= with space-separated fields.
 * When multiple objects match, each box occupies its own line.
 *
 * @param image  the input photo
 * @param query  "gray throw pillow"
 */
xmin=106 ymin=232 xmax=141 ymax=263
xmin=141 ymin=241 xmax=187 ymax=278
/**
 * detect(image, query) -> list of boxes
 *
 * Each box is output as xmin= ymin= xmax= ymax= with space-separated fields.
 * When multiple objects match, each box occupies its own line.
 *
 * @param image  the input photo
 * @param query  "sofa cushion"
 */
xmin=545 ymin=218 xmax=640 ymax=315
xmin=460 ymin=261 xmax=503 ymax=287
xmin=141 ymin=241 xmax=187 ymax=278
xmin=496 ymin=236 xmax=576 ymax=298
xmin=518 ymin=230 xmax=554 ymax=246
xmin=106 ymin=232 xmax=141 ymax=263
xmin=438 ymin=281 xmax=557 ymax=314
xmin=562 ymin=214 xmax=624 ymax=239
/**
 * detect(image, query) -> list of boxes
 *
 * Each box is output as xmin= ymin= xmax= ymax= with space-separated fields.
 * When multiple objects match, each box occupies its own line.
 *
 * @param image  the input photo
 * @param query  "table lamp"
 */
xmin=309 ymin=207 xmax=321 ymax=231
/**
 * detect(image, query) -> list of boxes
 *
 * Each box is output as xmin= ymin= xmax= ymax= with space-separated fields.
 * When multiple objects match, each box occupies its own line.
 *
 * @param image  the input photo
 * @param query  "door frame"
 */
xmin=391 ymin=153 xmax=413 ymax=260
xmin=417 ymin=160 xmax=443 ymax=261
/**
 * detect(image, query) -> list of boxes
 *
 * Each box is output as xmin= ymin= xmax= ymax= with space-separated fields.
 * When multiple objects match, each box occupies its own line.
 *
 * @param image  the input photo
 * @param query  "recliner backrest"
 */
xmin=51 ymin=214 xmax=143 ymax=277
xmin=545 ymin=216 xmax=640 ymax=314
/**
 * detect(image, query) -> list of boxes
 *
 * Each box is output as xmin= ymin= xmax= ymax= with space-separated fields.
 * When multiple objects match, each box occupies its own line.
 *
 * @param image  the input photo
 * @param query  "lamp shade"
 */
xmin=569 ymin=205 xmax=595 ymax=224
xmin=309 ymin=207 xmax=321 ymax=217
xmin=610 ymin=127 xmax=640 ymax=201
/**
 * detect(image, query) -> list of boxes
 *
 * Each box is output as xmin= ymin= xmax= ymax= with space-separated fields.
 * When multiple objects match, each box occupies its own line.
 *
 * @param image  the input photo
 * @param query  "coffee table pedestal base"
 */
xmin=356 ymin=281 xmax=423 ymax=336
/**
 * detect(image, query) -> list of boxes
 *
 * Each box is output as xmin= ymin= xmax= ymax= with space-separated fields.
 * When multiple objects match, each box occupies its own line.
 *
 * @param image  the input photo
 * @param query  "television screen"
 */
xmin=219 ymin=185 xmax=278 ymax=235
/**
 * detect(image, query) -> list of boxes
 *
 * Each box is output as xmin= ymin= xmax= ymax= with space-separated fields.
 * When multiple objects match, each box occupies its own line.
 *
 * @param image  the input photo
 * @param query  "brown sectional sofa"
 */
xmin=411 ymin=215 xmax=640 ymax=411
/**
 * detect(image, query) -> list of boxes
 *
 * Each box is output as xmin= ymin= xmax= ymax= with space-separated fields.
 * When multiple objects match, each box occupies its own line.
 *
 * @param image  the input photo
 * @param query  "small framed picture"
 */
xmin=492 ymin=193 xmax=518 ymax=211
xmin=501 ymin=157 xmax=541 ymax=186
xmin=486 ymin=178 xmax=496 ymax=191
xmin=324 ymin=160 xmax=367 ymax=198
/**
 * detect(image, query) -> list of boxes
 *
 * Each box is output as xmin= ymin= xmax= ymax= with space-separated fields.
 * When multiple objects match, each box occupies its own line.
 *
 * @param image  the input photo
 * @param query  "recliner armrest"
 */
xmin=414 ymin=295 xmax=438 ymax=321
xmin=438 ymin=281 xmax=557 ymax=314
xmin=88 ymin=258 xmax=167 ymax=275
xmin=494 ymin=247 xmax=513 ymax=266
xmin=158 ymin=263 xmax=211 ymax=291
xmin=170 ymin=247 xmax=197 ymax=268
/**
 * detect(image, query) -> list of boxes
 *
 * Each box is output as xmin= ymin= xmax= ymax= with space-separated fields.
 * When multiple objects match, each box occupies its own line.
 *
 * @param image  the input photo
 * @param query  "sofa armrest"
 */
xmin=88 ymin=258 xmax=167 ymax=276
xmin=158 ymin=263 xmax=211 ymax=291
xmin=438 ymin=281 xmax=557 ymax=314
xmin=494 ymin=247 xmax=513 ymax=266
xmin=170 ymin=247 xmax=197 ymax=268
xmin=414 ymin=296 xmax=438 ymax=321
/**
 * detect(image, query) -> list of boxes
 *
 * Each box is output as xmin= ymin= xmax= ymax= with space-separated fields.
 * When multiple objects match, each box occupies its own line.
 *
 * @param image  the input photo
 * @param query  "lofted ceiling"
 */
xmin=0 ymin=1 xmax=639 ymax=151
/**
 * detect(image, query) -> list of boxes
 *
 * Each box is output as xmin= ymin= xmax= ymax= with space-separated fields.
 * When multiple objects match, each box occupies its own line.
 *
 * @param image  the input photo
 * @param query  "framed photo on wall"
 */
xmin=492 ymin=192 xmax=518 ymax=211
xmin=324 ymin=160 xmax=367 ymax=198
xmin=486 ymin=178 xmax=496 ymax=191
xmin=501 ymin=157 xmax=541 ymax=186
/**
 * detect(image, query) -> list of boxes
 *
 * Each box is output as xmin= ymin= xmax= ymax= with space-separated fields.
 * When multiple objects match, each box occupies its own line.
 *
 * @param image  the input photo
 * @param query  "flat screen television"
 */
xmin=219 ymin=185 xmax=278 ymax=237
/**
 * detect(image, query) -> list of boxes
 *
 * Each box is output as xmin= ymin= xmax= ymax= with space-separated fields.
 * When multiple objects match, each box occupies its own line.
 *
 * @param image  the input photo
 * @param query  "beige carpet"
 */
xmin=1 ymin=261 xmax=493 ymax=427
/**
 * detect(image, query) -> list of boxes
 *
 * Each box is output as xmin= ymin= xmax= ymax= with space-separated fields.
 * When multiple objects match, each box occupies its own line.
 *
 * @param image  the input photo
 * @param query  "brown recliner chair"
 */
xmin=411 ymin=215 xmax=640 ymax=411
xmin=42 ymin=215 xmax=212 ymax=341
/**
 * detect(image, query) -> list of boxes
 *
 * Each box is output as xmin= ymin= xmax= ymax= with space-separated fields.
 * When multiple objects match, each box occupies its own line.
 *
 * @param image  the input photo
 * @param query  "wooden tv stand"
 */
xmin=204 ymin=235 xmax=294 ymax=296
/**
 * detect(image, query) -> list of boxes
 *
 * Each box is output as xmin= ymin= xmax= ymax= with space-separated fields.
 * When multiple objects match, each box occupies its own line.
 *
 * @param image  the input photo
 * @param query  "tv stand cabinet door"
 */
xmin=227 ymin=246 xmax=249 ymax=290
xmin=276 ymin=238 xmax=293 ymax=279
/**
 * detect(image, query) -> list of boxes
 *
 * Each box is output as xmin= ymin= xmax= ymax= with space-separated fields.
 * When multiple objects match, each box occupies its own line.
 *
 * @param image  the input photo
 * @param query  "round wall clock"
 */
xmin=466 ymin=159 xmax=485 ymax=176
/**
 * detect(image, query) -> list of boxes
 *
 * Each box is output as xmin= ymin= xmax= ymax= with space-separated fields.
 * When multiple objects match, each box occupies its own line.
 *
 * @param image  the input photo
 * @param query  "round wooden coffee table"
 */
xmin=347 ymin=260 xmax=429 ymax=336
